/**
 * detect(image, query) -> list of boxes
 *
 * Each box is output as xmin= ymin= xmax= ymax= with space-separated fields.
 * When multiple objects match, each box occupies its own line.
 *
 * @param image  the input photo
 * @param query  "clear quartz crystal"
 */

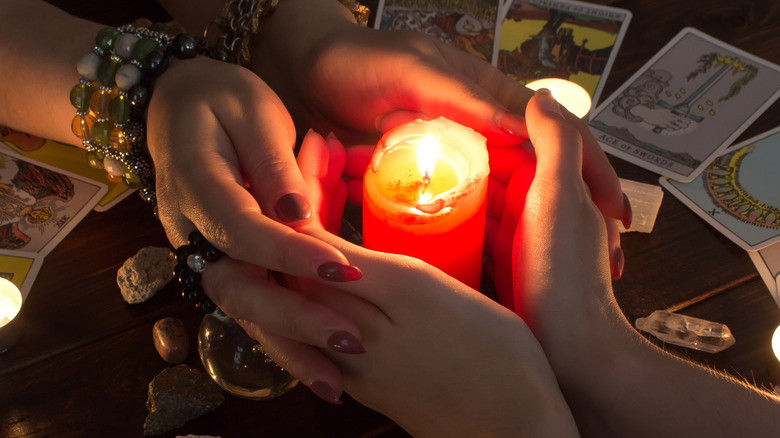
xmin=635 ymin=310 xmax=736 ymax=353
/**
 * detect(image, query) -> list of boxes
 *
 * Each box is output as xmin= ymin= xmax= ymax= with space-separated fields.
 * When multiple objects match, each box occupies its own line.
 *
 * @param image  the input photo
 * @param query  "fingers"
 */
xmin=201 ymin=258 xmax=365 ymax=354
xmin=238 ymin=319 xmax=346 ymax=405
xmin=343 ymin=144 xmax=373 ymax=205
xmin=525 ymin=89 xmax=584 ymax=181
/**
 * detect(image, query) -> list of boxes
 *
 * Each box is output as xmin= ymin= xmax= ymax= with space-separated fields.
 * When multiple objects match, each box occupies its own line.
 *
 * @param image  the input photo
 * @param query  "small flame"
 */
xmin=416 ymin=136 xmax=438 ymax=205
xmin=417 ymin=136 xmax=438 ymax=181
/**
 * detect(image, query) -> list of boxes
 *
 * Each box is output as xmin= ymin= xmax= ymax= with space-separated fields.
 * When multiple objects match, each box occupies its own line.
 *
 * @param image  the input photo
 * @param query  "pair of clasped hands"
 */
xmin=145 ymin=1 xmax=627 ymax=434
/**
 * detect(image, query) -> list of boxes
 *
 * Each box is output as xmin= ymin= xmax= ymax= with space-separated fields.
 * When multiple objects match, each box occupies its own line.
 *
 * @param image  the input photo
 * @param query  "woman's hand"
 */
xmin=146 ymin=57 xmax=364 ymax=402
xmin=242 ymin=229 xmax=579 ymax=438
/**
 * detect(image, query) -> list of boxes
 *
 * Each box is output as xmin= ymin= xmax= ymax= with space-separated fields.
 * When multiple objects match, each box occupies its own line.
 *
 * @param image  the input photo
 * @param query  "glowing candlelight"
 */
xmin=0 ymin=278 xmax=22 ymax=329
xmin=362 ymin=118 xmax=489 ymax=289
xmin=525 ymin=78 xmax=592 ymax=118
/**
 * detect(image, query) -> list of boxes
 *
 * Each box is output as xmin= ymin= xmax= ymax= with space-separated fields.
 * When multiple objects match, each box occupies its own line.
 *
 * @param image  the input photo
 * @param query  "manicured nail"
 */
xmin=622 ymin=193 xmax=633 ymax=230
xmin=309 ymin=381 xmax=342 ymax=405
xmin=327 ymin=331 xmax=366 ymax=354
xmin=535 ymin=88 xmax=562 ymax=115
xmin=317 ymin=262 xmax=362 ymax=282
xmin=611 ymin=247 xmax=624 ymax=280
xmin=498 ymin=112 xmax=527 ymax=139
xmin=275 ymin=193 xmax=312 ymax=223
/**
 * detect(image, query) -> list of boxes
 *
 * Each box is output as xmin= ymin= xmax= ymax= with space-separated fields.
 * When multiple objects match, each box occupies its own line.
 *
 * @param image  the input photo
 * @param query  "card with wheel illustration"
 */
xmin=590 ymin=28 xmax=780 ymax=182
xmin=659 ymin=125 xmax=780 ymax=251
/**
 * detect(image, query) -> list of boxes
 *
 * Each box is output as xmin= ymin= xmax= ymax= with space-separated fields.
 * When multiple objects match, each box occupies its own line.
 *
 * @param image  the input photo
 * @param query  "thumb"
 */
xmin=524 ymin=89 xmax=584 ymax=185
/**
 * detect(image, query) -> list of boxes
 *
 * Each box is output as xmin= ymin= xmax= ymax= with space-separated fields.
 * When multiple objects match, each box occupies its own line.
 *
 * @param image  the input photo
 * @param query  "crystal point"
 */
xmin=635 ymin=310 xmax=735 ymax=353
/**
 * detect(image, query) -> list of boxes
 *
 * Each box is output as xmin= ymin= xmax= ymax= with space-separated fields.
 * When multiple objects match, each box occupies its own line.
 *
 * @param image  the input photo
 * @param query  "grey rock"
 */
xmin=117 ymin=246 xmax=175 ymax=304
xmin=144 ymin=365 xmax=225 ymax=436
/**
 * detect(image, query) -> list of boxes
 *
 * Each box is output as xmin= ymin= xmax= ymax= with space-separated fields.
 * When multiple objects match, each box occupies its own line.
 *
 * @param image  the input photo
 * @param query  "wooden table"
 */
xmin=2 ymin=1 xmax=780 ymax=436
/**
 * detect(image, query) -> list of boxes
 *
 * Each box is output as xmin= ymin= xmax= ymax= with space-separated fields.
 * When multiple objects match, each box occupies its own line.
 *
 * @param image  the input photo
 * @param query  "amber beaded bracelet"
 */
xmin=70 ymin=20 xmax=225 ymax=211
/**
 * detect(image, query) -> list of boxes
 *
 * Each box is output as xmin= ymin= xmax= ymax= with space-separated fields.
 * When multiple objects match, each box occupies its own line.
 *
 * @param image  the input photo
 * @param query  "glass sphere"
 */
xmin=198 ymin=310 xmax=298 ymax=399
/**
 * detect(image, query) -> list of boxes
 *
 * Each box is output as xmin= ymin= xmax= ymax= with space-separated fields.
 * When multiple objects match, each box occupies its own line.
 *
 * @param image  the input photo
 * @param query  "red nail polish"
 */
xmin=622 ymin=193 xmax=633 ymax=230
xmin=309 ymin=381 xmax=342 ymax=405
xmin=498 ymin=113 xmax=528 ymax=139
xmin=275 ymin=193 xmax=312 ymax=223
xmin=317 ymin=262 xmax=362 ymax=282
xmin=611 ymin=247 xmax=624 ymax=280
xmin=327 ymin=331 xmax=366 ymax=354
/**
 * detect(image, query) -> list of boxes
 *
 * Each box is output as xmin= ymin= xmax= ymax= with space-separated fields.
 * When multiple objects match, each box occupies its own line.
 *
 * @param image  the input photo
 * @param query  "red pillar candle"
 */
xmin=362 ymin=118 xmax=489 ymax=289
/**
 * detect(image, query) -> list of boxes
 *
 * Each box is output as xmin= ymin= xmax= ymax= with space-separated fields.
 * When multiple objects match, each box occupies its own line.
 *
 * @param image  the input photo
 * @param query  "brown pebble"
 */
xmin=153 ymin=317 xmax=188 ymax=363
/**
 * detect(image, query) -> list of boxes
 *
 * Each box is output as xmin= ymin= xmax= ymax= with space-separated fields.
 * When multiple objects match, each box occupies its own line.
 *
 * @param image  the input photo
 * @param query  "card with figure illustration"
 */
xmin=493 ymin=0 xmax=631 ymax=109
xmin=591 ymin=28 xmax=780 ymax=182
xmin=1 ymin=127 xmax=134 ymax=211
xmin=659 ymin=126 xmax=780 ymax=251
xmin=0 ymin=149 xmax=107 ymax=256
xmin=375 ymin=0 xmax=502 ymax=63
xmin=0 ymin=249 xmax=43 ymax=300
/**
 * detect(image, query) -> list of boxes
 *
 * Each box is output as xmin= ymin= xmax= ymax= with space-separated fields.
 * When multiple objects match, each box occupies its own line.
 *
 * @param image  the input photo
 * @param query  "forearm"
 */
xmin=554 ymin=297 xmax=780 ymax=438
xmin=0 ymin=1 xmax=101 ymax=145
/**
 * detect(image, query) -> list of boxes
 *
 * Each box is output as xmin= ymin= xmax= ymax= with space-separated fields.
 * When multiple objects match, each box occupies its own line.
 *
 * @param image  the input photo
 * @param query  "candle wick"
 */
xmin=421 ymin=172 xmax=431 ymax=195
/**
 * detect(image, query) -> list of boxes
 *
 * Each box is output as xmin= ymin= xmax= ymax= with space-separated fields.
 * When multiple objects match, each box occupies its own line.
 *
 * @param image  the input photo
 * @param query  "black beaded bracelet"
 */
xmin=174 ymin=229 xmax=223 ymax=313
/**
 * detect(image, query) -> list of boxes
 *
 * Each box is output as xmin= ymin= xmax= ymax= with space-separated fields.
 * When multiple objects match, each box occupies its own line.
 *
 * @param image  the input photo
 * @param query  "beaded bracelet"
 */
xmin=70 ymin=19 xmax=223 ymax=211
xmin=211 ymin=0 xmax=369 ymax=66
xmin=174 ymin=229 xmax=223 ymax=313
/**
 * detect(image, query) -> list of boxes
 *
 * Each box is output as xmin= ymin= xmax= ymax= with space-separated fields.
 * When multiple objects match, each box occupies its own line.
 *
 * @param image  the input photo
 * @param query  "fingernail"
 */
xmin=498 ymin=113 xmax=528 ymax=139
xmin=310 ymin=381 xmax=342 ymax=405
xmin=622 ymin=193 xmax=633 ymax=230
xmin=275 ymin=193 xmax=312 ymax=223
xmin=327 ymin=331 xmax=366 ymax=354
xmin=317 ymin=262 xmax=362 ymax=282
xmin=535 ymin=89 xmax=562 ymax=115
xmin=611 ymin=247 xmax=624 ymax=280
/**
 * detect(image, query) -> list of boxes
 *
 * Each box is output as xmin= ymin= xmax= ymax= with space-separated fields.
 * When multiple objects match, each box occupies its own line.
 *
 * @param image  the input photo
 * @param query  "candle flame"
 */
xmin=417 ymin=136 xmax=438 ymax=180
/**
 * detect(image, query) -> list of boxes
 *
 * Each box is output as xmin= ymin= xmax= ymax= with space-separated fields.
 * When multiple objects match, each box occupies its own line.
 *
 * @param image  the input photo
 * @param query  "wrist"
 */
xmin=250 ymin=0 xmax=361 ymax=112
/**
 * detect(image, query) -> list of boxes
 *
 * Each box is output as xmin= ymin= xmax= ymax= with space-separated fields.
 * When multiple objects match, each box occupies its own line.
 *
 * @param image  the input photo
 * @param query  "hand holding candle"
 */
xmin=362 ymin=118 xmax=489 ymax=289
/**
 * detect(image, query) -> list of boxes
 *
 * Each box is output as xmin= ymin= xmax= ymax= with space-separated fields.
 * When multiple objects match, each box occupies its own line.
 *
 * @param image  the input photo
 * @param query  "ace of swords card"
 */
xmin=590 ymin=28 xmax=780 ymax=182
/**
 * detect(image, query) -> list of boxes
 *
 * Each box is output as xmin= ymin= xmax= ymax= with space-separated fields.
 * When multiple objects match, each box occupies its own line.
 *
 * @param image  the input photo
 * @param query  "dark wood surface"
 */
xmin=3 ymin=0 xmax=780 ymax=436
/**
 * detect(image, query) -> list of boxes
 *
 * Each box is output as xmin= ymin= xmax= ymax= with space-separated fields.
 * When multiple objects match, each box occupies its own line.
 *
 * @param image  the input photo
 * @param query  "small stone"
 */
xmin=117 ymin=246 xmax=176 ymax=304
xmin=143 ymin=365 xmax=224 ymax=436
xmin=153 ymin=317 xmax=188 ymax=364
xmin=635 ymin=310 xmax=736 ymax=353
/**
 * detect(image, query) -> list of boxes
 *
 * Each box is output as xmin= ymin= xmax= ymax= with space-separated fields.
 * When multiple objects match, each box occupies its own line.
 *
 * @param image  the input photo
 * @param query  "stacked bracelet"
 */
xmin=211 ymin=0 xmax=369 ymax=66
xmin=70 ymin=20 xmax=223 ymax=210
xmin=174 ymin=229 xmax=223 ymax=313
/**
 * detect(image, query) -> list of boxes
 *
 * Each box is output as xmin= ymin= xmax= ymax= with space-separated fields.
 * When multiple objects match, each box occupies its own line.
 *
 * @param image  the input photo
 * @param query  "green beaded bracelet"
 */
xmin=70 ymin=19 xmax=223 ymax=210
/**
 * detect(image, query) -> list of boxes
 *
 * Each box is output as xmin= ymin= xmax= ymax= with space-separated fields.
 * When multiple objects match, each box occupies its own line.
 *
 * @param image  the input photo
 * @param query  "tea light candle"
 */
xmin=525 ymin=78 xmax=592 ymax=118
xmin=0 ymin=278 xmax=22 ymax=328
xmin=362 ymin=118 xmax=489 ymax=289
xmin=0 ymin=277 xmax=23 ymax=353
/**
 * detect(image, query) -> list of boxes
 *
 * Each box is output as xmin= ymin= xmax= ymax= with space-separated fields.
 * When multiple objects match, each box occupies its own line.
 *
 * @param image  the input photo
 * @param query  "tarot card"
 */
xmin=494 ymin=0 xmax=631 ymax=110
xmin=0 ymin=130 xmax=133 ymax=211
xmin=375 ymin=0 xmax=502 ymax=63
xmin=0 ymin=148 xmax=107 ymax=256
xmin=748 ymin=242 xmax=780 ymax=305
xmin=0 ymin=249 xmax=43 ymax=300
xmin=591 ymin=28 xmax=780 ymax=182
xmin=659 ymin=125 xmax=780 ymax=251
